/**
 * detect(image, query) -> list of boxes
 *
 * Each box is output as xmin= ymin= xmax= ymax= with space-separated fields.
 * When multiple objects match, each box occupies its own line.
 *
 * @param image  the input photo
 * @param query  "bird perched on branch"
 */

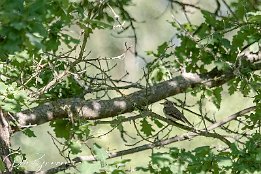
xmin=161 ymin=100 xmax=192 ymax=126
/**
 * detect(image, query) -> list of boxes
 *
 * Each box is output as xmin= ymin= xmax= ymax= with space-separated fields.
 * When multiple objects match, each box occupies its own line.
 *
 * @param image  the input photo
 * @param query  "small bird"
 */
xmin=161 ymin=100 xmax=192 ymax=126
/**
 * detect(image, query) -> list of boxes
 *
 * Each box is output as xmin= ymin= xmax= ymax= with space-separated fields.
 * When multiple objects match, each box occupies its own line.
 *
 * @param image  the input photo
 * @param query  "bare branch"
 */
xmin=39 ymin=106 xmax=256 ymax=174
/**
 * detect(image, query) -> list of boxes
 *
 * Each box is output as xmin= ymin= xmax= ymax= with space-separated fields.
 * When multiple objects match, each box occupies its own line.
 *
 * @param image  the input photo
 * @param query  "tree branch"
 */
xmin=37 ymin=106 xmax=255 ymax=174
xmin=0 ymin=109 xmax=12 ymax=173
xmin=13 ymin=62 xmax=261 ymax=129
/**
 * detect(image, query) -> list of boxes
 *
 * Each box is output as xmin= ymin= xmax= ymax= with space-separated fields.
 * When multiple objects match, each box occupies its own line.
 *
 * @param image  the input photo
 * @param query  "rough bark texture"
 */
xmin=0 ymin=109 xmax=12 ymax=173
xmin=14 ymin=64 xmax=258 ymax=128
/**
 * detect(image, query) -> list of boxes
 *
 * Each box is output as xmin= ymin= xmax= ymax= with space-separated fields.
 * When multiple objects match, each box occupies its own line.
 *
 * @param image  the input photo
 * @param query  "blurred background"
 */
xmin=11 ymin=0 xmax=255 ymax=172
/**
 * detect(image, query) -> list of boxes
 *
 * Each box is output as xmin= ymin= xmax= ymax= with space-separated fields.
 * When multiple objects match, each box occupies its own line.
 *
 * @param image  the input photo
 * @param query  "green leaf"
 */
xmin=239 ymin=80 xmax=250 ymax=96
xmin=69 ymin=140 xmax=82 ymax=154
xmin=11 ymin=22 xmax=26 ymax=30
xmin=148 ymin=60 xmax=171 ymax=83
xmin=193 ymin=146 xmax=211 ymax=156
xmin=151 ymin=152 xmax=171 ymax=166
xmin=228 ymin=78 xmax=240 ymax=95
xmin=93 ymin=143 xmax=109 ymax=163
xmin=0 ymin=160 xmax=5 ymax=172
xmin=140 ymin=118 xmax=155 ymax=137
xmin=74 ymin=122 xmax=91 ymax=140
xmin=157 ymin=42 xmax=168 ymax=56
xmin=247 ymin=11 xmax=261 ymax=23
xmin=85 ymin=19 xmax=113 ymax=29
xmin=22 ymin=128 xmax=37 ymax=137
xmin=212 ymin=87 xmax=222 ymax=109
xmin=50 ymin=119 xmax=71 ymax=139
xmin=78 ymin=123 xmax=90 ymax=135
xmin=201 ymin=10 xmax=218 ymax=28
xmin=1 ymin=102 xmax=17 ymax=113
xmin=160 ymin=167 xmax=172 ymax=174
xmin=194 ymin=23 xmax=211 ymax=38
xmin=153 ymin=119 xmax=164 ymax=128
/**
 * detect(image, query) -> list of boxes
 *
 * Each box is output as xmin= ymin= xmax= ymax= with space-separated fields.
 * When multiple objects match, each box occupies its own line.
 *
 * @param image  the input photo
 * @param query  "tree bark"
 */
xmin=13 ymin=61 xmax=261 ymax=129
xmin=0 ymin=109 xmax=12 ymax=173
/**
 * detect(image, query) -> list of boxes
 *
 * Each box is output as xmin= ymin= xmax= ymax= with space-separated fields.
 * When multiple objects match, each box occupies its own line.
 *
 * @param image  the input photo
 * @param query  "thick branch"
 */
xmin=0 ymin=109 xmax=12 ymax=173
xmin=14 ymin=62 xmax=261 ymax=128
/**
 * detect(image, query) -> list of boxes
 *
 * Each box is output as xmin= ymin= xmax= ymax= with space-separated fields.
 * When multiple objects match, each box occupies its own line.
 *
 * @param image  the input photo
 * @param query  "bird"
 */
xmin=161 ymin=100 xmax=192 ymax=126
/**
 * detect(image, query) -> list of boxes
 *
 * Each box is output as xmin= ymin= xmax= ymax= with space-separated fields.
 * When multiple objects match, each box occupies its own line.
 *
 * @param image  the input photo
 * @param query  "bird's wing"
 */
xmin=165 ymin=106 xmax=192 ymax=126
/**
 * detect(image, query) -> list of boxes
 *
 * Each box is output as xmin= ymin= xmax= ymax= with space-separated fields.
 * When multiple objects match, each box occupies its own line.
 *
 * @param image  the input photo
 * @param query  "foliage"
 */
xmin=137 ymin=133 xmax=261 ymax=174
xmin=0 ymin=0 xmax=261 ymax=173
